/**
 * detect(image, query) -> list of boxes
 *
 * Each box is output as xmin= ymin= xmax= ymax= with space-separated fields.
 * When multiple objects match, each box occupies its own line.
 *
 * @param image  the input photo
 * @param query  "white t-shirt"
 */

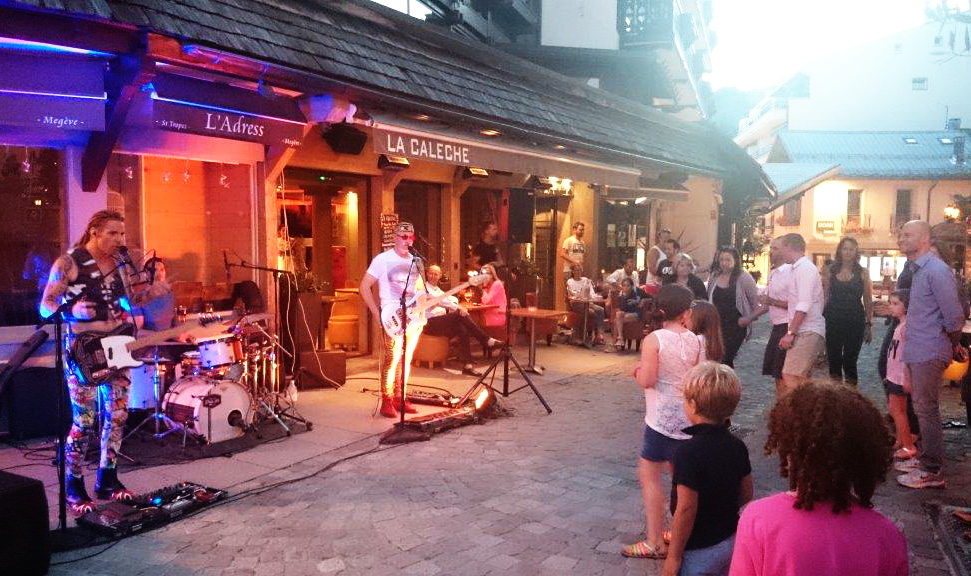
xmin=365 ymin=249 xmax=423 ymax=309
xmin=561 ymin=235 xmax=585 ymax=272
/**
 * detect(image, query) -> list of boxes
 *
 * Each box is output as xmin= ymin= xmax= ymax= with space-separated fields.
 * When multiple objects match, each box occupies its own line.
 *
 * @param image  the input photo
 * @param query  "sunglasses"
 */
xmin=398 ymin=234 xmax=415 ymax=240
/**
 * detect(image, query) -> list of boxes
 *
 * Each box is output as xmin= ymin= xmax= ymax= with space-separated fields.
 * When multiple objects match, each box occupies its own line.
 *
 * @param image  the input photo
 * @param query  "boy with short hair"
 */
xmin=663 ymin=362 xmax=753 ymax=576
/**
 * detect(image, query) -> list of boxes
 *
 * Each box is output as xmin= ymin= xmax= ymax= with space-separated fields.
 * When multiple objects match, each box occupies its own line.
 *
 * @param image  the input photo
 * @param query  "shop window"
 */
xmin=395 ymin=180 xmax=442 ymax=265
xmin=0 ymin=147 xmax=64 ymax=327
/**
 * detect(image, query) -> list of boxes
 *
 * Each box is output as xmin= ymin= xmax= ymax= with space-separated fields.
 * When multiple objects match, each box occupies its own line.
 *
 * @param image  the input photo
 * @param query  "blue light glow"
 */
xmin=0 ymin=36 xmax=111 ymax=56
xmin=151 ymin=92 xmax=307 ymax=126
xmin=0 ymin=88 xmax=107 ymax=100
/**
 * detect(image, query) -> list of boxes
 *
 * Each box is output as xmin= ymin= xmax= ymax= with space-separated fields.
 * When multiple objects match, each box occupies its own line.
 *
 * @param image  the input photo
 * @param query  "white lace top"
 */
xmin=644 ymin=328 xmax=705 ymax=440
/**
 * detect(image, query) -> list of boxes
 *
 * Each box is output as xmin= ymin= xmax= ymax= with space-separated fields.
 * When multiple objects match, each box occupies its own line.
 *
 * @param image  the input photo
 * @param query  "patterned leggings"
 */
xmin=64 ymin=363 xmax=130 ymax=477
xmin=379 ymin=327 xmax=422 ymax=396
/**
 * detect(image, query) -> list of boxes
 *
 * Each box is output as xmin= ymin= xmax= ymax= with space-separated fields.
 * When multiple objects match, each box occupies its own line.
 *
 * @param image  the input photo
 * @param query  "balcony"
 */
xmin=889 ymin=213 xmax=921 ymax=235
xmin=842 ymin=214 xmax=872 ymax=235
xmin=774 ymin=214 xmax=799 ymax=227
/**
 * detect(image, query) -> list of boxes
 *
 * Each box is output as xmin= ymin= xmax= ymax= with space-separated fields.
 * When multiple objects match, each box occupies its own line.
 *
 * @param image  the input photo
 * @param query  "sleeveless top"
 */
xmin=644 ymin=328 xmax=705 ymax=440
xmin=824 ymin=268 xmax=865 ymax=321
xmin=65 ymin=246 xmax=128 ymax=324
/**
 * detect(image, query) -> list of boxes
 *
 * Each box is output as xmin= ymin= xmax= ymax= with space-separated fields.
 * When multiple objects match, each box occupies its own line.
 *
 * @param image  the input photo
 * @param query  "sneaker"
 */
xmin=894 ymin=458 xmax=920 ymax=472
xmin=897 ymin=468 xmax=946 ymax=489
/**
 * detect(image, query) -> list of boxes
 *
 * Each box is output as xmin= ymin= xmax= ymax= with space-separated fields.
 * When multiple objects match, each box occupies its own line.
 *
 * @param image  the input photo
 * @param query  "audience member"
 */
xmin=895 ymin=220 xmax=966 ymax=489
xmin=755 ymin=238 xmax=792 ymax=397
xmin=559 ymin=221 xmax=587 ymax=282
xmin=729 ymin=382 xmax=906 ymax=576
xmin=471 ymin=221 xmax=503 ymax=269
xmin=566 ymin=264 xmax=611 ymax=351
xmin=705 ymin=246 xmax=759 ymax=368
xmin=478 ymin=263 xmax=507 ymax=329
xmin=822 ymin=237 xmax=873 ymax=386
xmin=668 ymin=253 xmax=707 ymax=299
xmin=605 ymin=256 xmax=640 ymax=290
xmin=623 ymin=284 xmax=704 ymax=560
xmin=663 ymin=362 xmax=752 ymax=576
xmin=776 ymin=233 xmax=826 ymax=392
xmin=654 ymin=238 xmax=681 ymax=285
xmin=612 ymin=277 xmax=643 ymax=351
xmin=690 ymin=300 xmax=725 ymax=363
xmin=423 ymin=265 xmax=502 ymax=376
xmin=645 ymin=228 xmax=672 ymax=285
xmin=884 ymin=289 xmax=918 ymax=462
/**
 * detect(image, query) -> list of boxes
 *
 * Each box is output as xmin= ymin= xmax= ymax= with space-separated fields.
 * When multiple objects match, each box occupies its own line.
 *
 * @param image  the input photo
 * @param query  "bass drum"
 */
xmin=162 ymin=376 xmax=252 ymax=443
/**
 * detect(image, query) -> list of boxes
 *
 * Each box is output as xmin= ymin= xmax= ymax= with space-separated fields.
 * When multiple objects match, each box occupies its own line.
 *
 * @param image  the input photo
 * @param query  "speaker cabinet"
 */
xmin=322 ymin=123 xmax=368 ymax=155
xmin=298 ymin=351 xmax=346 ymax=388
xmin=0 ymin=471 xmax=50 ymax=575
xmin=1 ymin=367 xmax=70 ymax=440
xmin=508 ymin=188 xmax=534 ymax=243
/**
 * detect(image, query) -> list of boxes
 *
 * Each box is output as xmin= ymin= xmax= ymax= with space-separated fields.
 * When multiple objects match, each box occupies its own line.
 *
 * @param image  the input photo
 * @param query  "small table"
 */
xmin=511 ymin=307 xmax=565 ymax=375
xmin=460 ymin=303 xmax=498 ymax=329
xmin=569 ymin=297 xmax=604 ymax=347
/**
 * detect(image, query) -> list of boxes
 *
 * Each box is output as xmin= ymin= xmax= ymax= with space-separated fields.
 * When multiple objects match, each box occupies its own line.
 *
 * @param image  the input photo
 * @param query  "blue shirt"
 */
xmin=903 ymin=251 xmax=965 ymax=363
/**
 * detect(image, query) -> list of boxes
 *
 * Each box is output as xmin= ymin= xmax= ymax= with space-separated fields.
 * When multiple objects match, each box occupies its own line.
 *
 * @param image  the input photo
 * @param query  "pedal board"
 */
xmin=406 ymin=389 xmax=457 ymax=407
xmin=404 ymin=406 xmax=475 ymax=433
xmin=77 ymin=482 xmax=228 ymax=536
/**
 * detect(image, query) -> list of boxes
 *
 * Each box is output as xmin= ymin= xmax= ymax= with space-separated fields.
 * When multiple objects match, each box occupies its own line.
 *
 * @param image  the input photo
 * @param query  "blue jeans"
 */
xmin=680 ymin=534 xmax=735 ymax=576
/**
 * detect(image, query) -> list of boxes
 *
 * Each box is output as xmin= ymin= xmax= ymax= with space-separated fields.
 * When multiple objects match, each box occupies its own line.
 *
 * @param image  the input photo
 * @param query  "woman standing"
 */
xmin=706 ymin=246 xmax=760 ymax=368
xmin=822 ymin=237 xmax=873 ymax=386
xmin=667 ymin=253 xmax=707 ymax=299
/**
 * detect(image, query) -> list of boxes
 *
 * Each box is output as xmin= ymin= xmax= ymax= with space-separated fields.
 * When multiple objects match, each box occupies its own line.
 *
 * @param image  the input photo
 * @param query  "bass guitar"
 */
xmin=380 ymin=273 xmax=491 ymax=337
xmin=70 ymin=313 xmax=227 ymax=386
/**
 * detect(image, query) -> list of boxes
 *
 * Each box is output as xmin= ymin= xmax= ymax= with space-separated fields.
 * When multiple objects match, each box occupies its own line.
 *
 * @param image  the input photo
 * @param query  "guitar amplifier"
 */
xmin=298 ymin=351 xmax=346 ymax=388
xmin=1 ymin=367 xmax=71 ymax=440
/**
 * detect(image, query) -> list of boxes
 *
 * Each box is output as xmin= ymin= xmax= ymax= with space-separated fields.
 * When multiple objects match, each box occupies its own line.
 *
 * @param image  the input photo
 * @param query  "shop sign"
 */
xmin=815 ymin=220 xmax=836 ymax=235
xmin=0 ymin=52 xmax=106 ymax=131
xmin=0 ymin=93 xmax=105 ymax=131
xmin=153 ymin=99 xmax=303 ymax=148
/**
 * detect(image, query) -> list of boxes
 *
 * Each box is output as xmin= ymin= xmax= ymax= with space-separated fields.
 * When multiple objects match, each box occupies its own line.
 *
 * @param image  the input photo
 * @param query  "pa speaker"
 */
xmin=299 ymin=351 xmax=346 ymax=388
xmin=0 ymin=471 xmax=50 ymax=575
xmin=1 ymin=367 xmax=70 ymax=440
xmin=508 ymin=188 xmax=534 ymax=243
xmin=322 ymin=122 xmax=368 ymax=155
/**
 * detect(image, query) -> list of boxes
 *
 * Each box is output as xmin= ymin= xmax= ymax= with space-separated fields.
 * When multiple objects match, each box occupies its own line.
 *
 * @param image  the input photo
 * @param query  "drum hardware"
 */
xmin=240 ymin=322 xmax=313 ymax=436
xmin=124 ymin=348 xmax=204 ymax=445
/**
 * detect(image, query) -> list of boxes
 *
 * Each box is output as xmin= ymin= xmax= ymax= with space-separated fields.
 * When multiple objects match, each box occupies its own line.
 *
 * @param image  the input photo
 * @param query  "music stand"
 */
xmin=470 ymin=245 xmax=552 ymax=414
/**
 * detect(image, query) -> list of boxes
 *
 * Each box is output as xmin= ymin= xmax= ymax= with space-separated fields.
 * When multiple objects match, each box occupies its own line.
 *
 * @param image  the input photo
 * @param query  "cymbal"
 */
xmin=136 ymin=356 xmax=176 ymax=364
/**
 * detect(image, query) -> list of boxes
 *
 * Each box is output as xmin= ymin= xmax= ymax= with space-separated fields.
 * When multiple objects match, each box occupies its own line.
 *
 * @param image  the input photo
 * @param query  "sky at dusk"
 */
xmin=708 ymin=0 xmax=931 ymax=90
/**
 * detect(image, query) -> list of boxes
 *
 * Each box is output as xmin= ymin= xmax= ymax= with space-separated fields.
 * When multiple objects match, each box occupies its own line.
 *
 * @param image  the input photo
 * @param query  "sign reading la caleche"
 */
xmin=377 ymin=130 xmax=471 ymax=164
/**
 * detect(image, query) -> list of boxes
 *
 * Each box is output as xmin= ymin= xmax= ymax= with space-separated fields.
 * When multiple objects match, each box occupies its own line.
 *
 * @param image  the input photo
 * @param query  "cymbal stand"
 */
xmin=248 ymin=323 xmax=312 ymax=435
xmin=122 ymin=352 xmax=190 ymax=443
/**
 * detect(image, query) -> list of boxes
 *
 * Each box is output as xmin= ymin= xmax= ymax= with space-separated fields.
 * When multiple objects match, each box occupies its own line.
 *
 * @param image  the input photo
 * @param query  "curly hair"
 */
xmin=765 ymin=382 xmax=892 ymax=514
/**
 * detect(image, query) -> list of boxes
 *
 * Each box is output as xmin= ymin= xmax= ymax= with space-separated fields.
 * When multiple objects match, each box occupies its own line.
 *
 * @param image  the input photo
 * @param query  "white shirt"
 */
xmin=605 ymin=267 xmax=640 ymax=287
xmin=787 ymin=255 xmax=826 ymax=337
xmin=766 ymin=264 xmax=793 ymax=326
xmin=425 ymin=284 xmax=459 ymax=318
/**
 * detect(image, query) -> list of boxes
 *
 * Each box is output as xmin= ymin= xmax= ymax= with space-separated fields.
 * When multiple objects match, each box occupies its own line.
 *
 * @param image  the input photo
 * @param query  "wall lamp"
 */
xmin=462 ymin=167 xmax=489 ymax=179
xmin=378 ymin=154 xmax=410 ymax=171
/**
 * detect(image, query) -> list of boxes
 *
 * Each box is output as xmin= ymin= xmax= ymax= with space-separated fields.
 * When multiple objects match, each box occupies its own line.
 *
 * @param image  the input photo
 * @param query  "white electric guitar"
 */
xmin=380 ymin=273 xmax=491 ymax=337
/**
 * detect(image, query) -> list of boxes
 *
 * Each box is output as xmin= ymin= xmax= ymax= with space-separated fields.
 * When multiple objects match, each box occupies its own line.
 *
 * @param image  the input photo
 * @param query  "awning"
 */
xmin=764 ymin=162 xmax=841 ymax=210
xmin=0 ymin=51 xmax=106 ymax=131
xmin=370 ymin=116 xmax=642 ymax=188
xmin=149 ymin=73 xmax=306 ymax=148
xmin=602 ymin=185 xmax=689 ymax=203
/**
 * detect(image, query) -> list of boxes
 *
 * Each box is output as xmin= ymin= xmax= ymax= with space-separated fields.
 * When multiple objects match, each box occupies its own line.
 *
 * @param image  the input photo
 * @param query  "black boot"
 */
xmin=66 ymin=475 xmax=94 ymax=513
xmin=95 ymin=467 xmax=134 ymax=501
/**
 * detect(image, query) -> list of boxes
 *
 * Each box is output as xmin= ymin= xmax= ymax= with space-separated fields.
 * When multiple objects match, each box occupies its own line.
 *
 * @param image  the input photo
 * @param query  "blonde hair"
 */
xmin=683 ymin=361 xmax=741 ymax=422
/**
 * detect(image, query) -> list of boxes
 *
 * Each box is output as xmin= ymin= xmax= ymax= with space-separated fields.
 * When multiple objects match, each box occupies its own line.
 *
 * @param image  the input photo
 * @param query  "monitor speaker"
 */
xmin=508 ymin=188 xmax=534 ymax=243
xmin=298 ymin=351 xmax=346 ymax=388
xmin=0 ymin=471 xmax=50 ymax=575
xmin=322 ymin=123 xmax=368 ymax=155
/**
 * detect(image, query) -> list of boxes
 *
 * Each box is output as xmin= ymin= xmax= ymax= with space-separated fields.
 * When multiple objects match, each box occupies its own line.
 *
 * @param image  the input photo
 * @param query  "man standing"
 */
xmin=423 ymin=264 xmax=501 ymax=376
xmin=472 ymin=222 xmax=503 ymax=269
xmin=559 ymin=221 xmax=586 ymax=280
xmin=776 ymin=233 xmax=826 ymax=392
xmin=756 ymin=237 xmax=793 ymax=397
xmin=654 ymin=238 xmax=681 ymax=285
xmin=644 ymin=228 xmax=671 ymax=285
xmin=360 ymin=222 xmax=427 ymax=418
xmin=895 ymin=220 xmax=967 ymax=489
xmin=39 ymin=210 xmax=136 ymax=513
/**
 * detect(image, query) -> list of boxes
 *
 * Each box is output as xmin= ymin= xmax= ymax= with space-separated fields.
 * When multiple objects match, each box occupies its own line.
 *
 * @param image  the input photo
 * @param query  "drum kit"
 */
xmin=124 ymin=312 xmax=308 ymax=446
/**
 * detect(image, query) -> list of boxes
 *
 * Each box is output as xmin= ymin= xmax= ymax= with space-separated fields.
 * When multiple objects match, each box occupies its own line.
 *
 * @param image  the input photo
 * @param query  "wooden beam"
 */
xmin=81 ymin=52 xmax=155 ymax=191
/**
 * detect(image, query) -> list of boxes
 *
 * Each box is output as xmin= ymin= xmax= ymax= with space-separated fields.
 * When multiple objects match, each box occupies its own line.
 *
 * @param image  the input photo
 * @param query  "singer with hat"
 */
xmin=39 ymin=209 xmax=139 ymax=513
xmin=360 ymin=221 xmax=428 ymax=418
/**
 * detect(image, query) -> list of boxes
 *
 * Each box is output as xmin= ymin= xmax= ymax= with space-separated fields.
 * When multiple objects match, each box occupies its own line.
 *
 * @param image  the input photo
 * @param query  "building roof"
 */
xmin=4 ymin=0 xmax=769 ymax=193
xmin=769 ymin=130 xmax=971 ymax=179
xmin=763 ymin=162 xmax=841 ymax=209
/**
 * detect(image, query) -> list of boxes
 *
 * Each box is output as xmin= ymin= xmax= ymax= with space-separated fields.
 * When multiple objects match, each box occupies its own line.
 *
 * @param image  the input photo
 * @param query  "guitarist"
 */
xmin=39 ymin=210 xmax=137 ymax=513
xmin=423 ymin=265 xmax=502 ymax=376
xmin=360 ymin=221 xmax=427 ymax=418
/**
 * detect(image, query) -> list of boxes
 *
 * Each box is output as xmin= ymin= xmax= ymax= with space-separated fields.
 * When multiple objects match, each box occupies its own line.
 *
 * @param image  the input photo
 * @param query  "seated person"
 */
xmin=478 ymin=263 xmax=508 ymax=329
xmin=566 ymin=264 xmax=610 ymax=351
xmin=133 ymin=258 xmax=175 ymax=331
xmin=611 ymin=277 xmax=642 ymax=349
xmin=423 ymin=265 xmax=501 ymax=376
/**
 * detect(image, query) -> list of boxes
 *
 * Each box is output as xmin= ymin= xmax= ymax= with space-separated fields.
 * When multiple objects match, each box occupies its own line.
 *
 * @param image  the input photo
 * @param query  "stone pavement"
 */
xmin=3 ymin=315 xmax=968 ymax=575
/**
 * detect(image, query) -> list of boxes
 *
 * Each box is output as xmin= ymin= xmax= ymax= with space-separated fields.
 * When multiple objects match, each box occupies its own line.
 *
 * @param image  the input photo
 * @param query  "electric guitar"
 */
xmin=69 ymin=313 xmax=227 ymax=386
xmin=380 ymin=273 xmax=491 ymax=337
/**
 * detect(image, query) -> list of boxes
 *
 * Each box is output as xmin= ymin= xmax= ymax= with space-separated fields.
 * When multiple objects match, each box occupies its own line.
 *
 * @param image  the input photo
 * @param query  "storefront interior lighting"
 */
xmin=378 ymin=154 xmax=410 ymax=171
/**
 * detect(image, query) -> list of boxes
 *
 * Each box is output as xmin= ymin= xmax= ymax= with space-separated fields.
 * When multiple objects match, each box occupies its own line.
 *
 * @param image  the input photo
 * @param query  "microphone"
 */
xmin=408 ymin=246 xmax=427 ymax=261
xmin=223 ymin=249 xmax=231 ymax=282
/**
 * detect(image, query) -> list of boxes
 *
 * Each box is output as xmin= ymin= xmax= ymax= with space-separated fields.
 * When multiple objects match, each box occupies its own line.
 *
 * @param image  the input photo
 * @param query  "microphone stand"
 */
xmin=380 ymin=255 xmax=428 ymax=444
xmin=229 ymin=259 xmax=312 ymax=433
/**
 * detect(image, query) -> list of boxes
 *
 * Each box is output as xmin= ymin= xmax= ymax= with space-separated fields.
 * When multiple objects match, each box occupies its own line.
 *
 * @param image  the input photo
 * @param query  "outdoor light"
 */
xmin=944 ymin=204 xmax=961 ymax=221
xmin=377 ymin=154 xmax=410 ymax=171
xmin=462 ymin=166 xmax=489 ymax=179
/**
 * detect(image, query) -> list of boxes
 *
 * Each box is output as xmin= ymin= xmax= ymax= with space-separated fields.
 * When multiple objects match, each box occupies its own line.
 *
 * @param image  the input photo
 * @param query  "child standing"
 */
xmin=885 ymin=289 xmax=918 ymax=461
xmin=664 ymin=362 xmax=753 ymax=576
xmin=689 ymin=300 xmax=725 ymax=363
xmin=624 ymin=284 xmax=705 ymax=559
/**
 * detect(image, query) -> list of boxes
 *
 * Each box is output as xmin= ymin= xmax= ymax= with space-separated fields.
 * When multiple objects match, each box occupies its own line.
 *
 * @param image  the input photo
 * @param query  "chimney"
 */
xmin=946 ymin=117 xmax=962 ymax=130
xmin=954 ymin=136 xmax=966 ymax=166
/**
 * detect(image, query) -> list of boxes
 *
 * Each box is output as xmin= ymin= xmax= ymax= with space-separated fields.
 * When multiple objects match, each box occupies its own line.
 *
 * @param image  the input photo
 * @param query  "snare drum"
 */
xmin=197 ymin=335 xmax=242 ymax=369
xmin=162 ymin=376 xmax=252 ymax=443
